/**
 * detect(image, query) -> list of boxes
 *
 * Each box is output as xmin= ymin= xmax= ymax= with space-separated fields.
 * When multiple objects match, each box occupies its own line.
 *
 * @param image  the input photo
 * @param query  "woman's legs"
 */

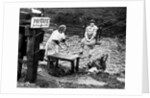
xmin=80 ymin=38 xmax=96 ymax=62
xmin=87 ymin=39 xmax=96 ymax=62
xmin=80 ymin=38 xmax=86 ymax=55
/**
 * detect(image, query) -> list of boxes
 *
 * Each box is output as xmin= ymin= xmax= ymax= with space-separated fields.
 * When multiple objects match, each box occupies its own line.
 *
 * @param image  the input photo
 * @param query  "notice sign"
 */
xmin=31 ymin=17 xmax=50 ymax=28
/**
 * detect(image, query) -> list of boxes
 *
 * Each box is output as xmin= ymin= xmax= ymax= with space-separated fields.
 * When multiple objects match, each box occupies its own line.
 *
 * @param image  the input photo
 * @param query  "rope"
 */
xmin=102 ymin=19 xmax=126 ymax=31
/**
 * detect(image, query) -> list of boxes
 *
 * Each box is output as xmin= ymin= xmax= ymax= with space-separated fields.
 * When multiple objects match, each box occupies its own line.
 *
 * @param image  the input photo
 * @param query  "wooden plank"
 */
xmin=48 ymin=53 xmax=79 ymax=61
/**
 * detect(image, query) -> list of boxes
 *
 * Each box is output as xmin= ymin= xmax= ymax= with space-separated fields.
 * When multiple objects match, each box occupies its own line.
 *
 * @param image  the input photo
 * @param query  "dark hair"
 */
xmin=90 ymin=19 xmax=95 ymax=23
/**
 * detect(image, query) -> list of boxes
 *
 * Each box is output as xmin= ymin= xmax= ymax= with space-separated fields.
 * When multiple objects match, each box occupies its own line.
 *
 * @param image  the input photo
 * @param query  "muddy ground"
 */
xmin=17 ymin=34 xmax=125 ymax=89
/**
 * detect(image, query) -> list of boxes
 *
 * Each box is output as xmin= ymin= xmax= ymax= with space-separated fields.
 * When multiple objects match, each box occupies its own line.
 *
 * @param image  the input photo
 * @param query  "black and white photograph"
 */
xmin=17 ymin=7 xmax=126 ymax=89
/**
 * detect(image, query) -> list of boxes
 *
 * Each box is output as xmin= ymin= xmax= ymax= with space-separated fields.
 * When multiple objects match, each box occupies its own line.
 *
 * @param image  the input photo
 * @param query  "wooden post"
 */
xmin=96 ymin=26 xmax=103 ymax=44
xmin=56 ymin=59 xmax=59 ymax=68
xmin=71 ymin=61 xmax=75 ymax=73
xmin=25 ymin=29 xmax=44 ymax=83
xmin=17 ymin=33 xmax=24 ymax=80
xmin=19 ymin=9 xmax=45 ymax=82
xmin=76 ymin=57 xmax=80 ymax=72
xmin=82 ymin=25 xmax=86 ymax=38
xmin=17 ymin=26 xmax=27 ymax=81
xmin=25 ymin=29 xmax=36 ymax=83
xmin=98 ymin=26 xmax=103 ymax=41
xmin=17 ymin=54 xmax=23 ymax=80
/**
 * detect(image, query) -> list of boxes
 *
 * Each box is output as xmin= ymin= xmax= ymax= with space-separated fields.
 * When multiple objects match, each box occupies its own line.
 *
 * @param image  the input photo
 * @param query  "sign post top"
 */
xmin=31 ymin=17 xmax=50 ymax=28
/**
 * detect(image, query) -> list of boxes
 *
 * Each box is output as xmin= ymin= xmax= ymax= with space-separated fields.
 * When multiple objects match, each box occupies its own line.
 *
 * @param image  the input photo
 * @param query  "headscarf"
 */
xmin=58 ymin=25 xmax=66 ymax=32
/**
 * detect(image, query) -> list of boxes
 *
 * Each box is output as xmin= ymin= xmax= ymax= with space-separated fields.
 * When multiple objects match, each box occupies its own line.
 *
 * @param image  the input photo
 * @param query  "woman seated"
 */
xmin=44 ymin=25 xmax=68 ymax=59
xmin=81 ymin=19 xmax=98 ymax=60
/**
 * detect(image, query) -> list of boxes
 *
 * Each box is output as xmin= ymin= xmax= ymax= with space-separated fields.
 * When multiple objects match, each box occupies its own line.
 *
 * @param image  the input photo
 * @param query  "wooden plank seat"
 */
xmin=47 ymin=53 xmax=80 ymax=73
